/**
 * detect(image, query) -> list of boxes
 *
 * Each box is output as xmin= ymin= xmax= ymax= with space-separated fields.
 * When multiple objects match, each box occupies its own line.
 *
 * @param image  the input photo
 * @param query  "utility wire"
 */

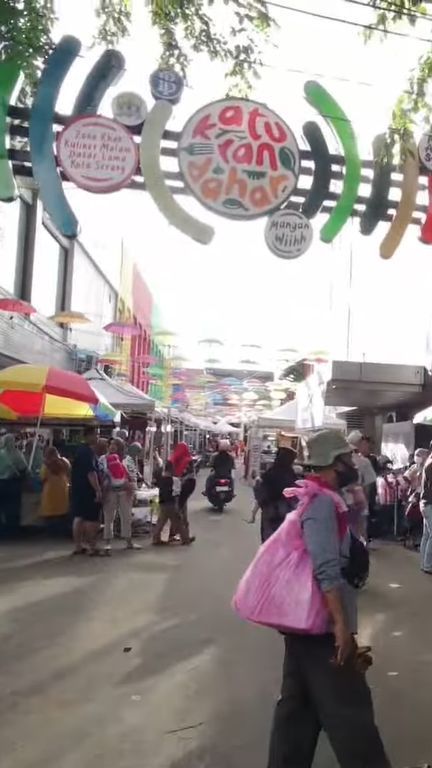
xmin=266 ymin=0 xmax=432 ymax=43
xmin=340 ymin=0 xmax=432 ymax=25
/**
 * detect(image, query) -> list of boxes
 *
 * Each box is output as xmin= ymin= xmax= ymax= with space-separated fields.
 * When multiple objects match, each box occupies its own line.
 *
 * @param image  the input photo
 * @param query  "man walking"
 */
xmin=267 ymin=430 xmax=425 ymax=768
xmin=71 ymin=426 xmax=103 ymax=556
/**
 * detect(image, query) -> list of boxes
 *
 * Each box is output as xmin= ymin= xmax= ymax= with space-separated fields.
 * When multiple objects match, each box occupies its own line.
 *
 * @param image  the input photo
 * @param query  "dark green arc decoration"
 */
xmin=0 ymin=61 xmax=21 ymax=201
xmin=301 ymin=121 xmax=331 ymax=219
xmin=72 ymin=49 xmax=125 ymax=116
xmin=304 ymin=81 xmax=361 ymax=243
xmin=360 ymin=134 xmax=392 ymax=236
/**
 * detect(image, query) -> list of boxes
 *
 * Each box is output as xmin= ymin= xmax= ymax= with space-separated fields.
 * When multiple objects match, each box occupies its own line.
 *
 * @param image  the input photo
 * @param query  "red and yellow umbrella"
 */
xmin=0 ymin=364 xmax=98 ymax=405
xmin=0 ymin=364 xmax=99 ymax=423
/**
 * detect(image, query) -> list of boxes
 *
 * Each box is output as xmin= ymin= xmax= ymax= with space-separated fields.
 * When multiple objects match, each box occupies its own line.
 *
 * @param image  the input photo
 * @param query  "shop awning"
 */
xmin=84 ymin=369 xmax=155 ymax=413
xmin=256 ymin=400 xmax=346 ymax=431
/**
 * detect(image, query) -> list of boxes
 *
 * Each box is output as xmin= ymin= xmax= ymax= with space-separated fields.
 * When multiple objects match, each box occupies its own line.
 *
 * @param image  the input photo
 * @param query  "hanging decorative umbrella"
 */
xmin=242 ymin=391 xmax=259 ymax=401
xmin=169 ymin=355 xmax=188 ymax=366
xmin=0 ymin=298 xmax=36 ymax=315
xmin=239 ymin=358 xmax=259 ymax=366
xmin=104 ymin=321 xmax=140 ymax=337
xmin=240 ymin=343 xmax=262 ymax=350
xmin=50 ymin=310 xmax=90 ymax=325
xmin=199 ymin=338 xmax=223 ymax=346
xmin=153 ymin=329 xmax=176 ymax=341
xmin=204 ymin=358 xmax=221 ymax=365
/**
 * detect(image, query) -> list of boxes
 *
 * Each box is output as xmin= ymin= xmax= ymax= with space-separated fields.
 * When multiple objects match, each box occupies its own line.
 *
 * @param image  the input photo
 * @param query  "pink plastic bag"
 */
xmin=232 ymin=481 xmax=347 ymax=634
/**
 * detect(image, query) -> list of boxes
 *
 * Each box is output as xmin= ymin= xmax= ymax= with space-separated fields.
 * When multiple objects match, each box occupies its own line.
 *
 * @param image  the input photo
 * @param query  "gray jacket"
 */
xmin=302 ymin=494 xmax=357 ymax=633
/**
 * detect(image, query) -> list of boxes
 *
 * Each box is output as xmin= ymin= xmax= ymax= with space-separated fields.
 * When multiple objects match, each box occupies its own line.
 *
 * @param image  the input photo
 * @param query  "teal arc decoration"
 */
xmin=29 ymin=35 xmax=81 ymax=238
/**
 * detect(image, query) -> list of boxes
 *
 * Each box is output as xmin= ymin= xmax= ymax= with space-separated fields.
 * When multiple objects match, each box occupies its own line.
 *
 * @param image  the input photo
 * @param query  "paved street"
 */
xmin=0 ymin=477 xmax=431 ymax=768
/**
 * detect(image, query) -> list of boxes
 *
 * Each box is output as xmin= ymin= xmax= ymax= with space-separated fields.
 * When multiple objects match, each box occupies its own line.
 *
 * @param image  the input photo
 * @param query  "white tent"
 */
xmin=212 ymin=418 xmax=241 ymax=435
xmin=84 ymin=369 xmax=155 ymax=413
xmin=256 ymin=399 xmax=346 ymax=432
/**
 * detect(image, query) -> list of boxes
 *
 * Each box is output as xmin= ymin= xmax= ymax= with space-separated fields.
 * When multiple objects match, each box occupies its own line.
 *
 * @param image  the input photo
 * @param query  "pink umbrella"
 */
xmin=0 ymin=298 xmax=36 ymax=315
xmin=103 ymin=321 xmax=140 ymax=337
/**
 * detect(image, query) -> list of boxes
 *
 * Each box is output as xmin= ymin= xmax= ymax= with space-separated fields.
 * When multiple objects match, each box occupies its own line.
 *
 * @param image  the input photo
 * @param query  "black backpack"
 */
xmin=342 ymin=533 xmax=369 ymax=589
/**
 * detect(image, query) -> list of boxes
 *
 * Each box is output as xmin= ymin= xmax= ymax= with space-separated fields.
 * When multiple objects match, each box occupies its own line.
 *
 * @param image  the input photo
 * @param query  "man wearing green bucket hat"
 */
xmin=267 ymin=430 xmax=426 ymax=768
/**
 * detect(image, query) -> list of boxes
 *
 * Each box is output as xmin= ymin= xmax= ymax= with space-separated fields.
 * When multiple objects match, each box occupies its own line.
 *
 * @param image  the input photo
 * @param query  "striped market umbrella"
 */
xmin=0 ymin=365 xmax=100 ymax=465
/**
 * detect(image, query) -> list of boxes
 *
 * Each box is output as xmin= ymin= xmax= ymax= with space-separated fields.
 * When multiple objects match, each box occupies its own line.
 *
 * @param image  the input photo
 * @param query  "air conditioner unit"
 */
xmin=75 ymin=352 xmax=97 ymax=374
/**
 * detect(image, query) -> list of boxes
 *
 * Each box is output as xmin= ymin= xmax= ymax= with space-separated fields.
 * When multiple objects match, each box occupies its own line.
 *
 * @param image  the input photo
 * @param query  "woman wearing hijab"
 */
xmin=0 ymin=434 xmax=28 ymax=536
xmin=169 ymin=442 xmax=196 ymax=541
xmin=257 ymin=446 xmax=297 ymax=542
xmin=40 ymin=447 xmax=71 ymax=534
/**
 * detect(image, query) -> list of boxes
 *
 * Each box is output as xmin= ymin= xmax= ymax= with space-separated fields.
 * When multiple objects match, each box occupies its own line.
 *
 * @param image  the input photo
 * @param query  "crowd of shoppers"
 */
xmin=0 ymin=427 xmax=200 ymax=554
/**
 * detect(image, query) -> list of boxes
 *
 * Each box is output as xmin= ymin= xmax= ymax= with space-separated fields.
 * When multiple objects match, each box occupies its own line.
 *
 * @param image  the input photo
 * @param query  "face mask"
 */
xmin=335 ymin=460 xmax=359 ymax=489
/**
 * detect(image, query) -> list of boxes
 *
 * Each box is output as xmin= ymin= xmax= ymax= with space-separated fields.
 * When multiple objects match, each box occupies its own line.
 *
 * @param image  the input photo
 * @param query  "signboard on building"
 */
xmin=178 ymin=98 xmax=300 ymax=219
xmin=57 ymin=115 xmax=138 ymax=193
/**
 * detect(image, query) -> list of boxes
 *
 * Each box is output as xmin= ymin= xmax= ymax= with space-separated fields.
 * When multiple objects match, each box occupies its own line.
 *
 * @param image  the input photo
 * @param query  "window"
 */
xmin=32 ymin=223 xmax=62 ymax=316
xmin=0 ymin=199 xmax=20 ymax=293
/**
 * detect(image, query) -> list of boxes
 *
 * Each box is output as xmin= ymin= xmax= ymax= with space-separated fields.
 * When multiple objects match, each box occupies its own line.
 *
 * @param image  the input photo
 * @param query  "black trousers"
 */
xmin=0 ymin=477 xmax=23 ymax=536
xmin=267 ymin=634 xmax=391 ymax=768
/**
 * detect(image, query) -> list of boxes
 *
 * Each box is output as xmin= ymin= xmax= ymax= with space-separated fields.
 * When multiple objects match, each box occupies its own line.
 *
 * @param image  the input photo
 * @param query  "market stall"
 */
xmin=246 ymin=399 xmax=346 ymax=482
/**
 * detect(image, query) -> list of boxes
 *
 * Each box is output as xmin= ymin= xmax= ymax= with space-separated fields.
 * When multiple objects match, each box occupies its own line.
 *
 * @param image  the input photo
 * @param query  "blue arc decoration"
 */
xmin=29 ymin=35 xmax=81 ymax=238
xmin=73 ymin=49 xmax=125 ymax=116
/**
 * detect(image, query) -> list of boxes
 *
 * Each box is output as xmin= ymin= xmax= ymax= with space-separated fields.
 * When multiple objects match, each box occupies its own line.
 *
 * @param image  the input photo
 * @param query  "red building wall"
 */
xmin=131 ymin=264 xmax=153 ymax=393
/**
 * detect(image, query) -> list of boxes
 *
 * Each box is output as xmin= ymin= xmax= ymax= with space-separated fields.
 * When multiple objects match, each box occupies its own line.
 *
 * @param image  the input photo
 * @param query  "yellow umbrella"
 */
xmin=49 ymin=311 xmax=91 ymax=325
xmin=0 ymin=403 xmax=18 ymax=421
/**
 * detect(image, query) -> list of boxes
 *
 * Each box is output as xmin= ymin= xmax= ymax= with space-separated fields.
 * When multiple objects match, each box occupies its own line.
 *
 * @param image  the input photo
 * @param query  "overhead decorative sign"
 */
xmin=150 ymin=68 xmax=184 ymax=104
xmin=265 ymin=209 xmax=313 ymax=259
xmin=418 ymin=131 xmax=432 ymax=171
xmin=112 ymin=92 xmax=148 ymax=126
xmin=57 ymin=115 xmax=138 ymax=193
xmin=178 ymin=98 xmax=300 ymax=219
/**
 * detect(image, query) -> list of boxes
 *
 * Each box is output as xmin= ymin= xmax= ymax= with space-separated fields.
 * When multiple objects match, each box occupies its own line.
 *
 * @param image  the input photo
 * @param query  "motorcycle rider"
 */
xmin=204 ymin=439 xmax=235 ymax=497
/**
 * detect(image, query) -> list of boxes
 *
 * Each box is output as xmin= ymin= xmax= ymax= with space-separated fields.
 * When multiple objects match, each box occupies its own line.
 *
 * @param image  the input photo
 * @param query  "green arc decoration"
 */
xmin=304 ymin=80 xmax=361 ymax=244
xmin=0 ymin=61 xmax=20 ymax=201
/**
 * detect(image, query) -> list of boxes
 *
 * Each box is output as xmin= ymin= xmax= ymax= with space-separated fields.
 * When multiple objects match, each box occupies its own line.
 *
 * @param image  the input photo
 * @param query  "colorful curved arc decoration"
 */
xmin=72 ymin=49 xmax=125 ymax=116
xmin=2 ymin=35 xmax=431 ymax=260
xmin=304 ymin=81 xmax=361 ymax=243
xmin=140 ymin=100 xmax=214 ymax=245
xmin=380 ymin=139 xmax=419 ymax=260
xmin=301 ymin=121 xmax=331 ymax=219
xmin=360 ymin=134 xmax=392 ymax=236
xmin=29 ymin=35 xmax=81 ymax=238
xmin=0 ymin=60 xmax=20 ymax=201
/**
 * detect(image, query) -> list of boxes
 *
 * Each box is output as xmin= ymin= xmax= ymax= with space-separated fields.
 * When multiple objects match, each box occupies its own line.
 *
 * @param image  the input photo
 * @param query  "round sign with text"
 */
xmin=57 ymin=115 xmax=138 ymax=193
xmin=418 ymin=132 xmax=432 ymax=170
xmin=178 ymin=98 xmax=300 ymax=219
xmin=112 ymin=92 xmax=148 ymax=126
xmin=265 ymin=209 xmax=313 ymax=259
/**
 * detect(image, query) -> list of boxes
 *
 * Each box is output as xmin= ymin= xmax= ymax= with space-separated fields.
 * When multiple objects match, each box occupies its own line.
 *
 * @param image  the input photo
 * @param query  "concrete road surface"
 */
xmin=0 ymin=475 xmax=431 ymax=768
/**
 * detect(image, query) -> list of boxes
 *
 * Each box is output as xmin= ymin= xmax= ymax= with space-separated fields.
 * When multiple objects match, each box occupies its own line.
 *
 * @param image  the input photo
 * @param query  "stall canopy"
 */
xmin=255 ymin=400 xmax=346 ymax=431
xmin=212 ymin=418 xmax=241 ymax=435
xmin=84 ymin=369 xmax=155 ymax=413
